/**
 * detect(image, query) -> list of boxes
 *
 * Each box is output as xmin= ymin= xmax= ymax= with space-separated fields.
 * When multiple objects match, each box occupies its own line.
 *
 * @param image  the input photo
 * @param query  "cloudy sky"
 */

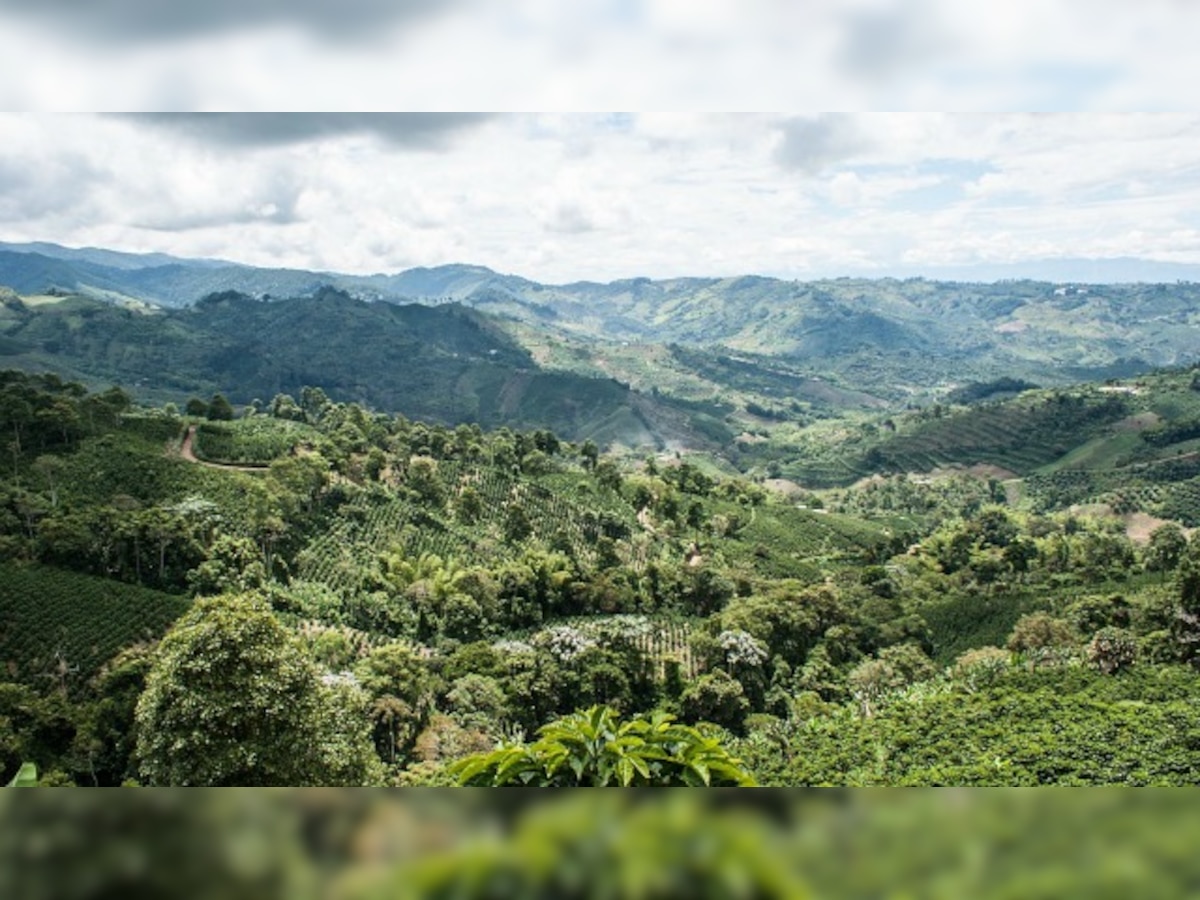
xmin=0 ymin=0 xmax=1195 ymax=110
xmin=3 ymin=113 xmax=1200 ymax=283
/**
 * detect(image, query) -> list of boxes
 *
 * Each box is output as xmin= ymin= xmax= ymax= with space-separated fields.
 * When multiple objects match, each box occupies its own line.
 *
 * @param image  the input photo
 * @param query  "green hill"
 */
xmin=4 ymin=243 xmax=1200 ymax=405
xmin=0 ymin=288 xmax=725 ymax=448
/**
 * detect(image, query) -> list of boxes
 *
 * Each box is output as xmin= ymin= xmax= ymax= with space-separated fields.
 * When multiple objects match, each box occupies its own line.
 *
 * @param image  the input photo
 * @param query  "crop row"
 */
xmin=0 ymin=563 xmax=190 ymax=688
xmin=298 ymin=469 xmax=640 ymax=594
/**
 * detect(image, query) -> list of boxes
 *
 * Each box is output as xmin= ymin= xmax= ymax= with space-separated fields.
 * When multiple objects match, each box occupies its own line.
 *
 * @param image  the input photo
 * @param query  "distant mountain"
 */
xmin=887 ymin=257 xmax=1200 ymax=284
xmin=4 ymin=241 xmax=1200 ymax=402
xmin=0 ymin=241 xmax=228 ymax=271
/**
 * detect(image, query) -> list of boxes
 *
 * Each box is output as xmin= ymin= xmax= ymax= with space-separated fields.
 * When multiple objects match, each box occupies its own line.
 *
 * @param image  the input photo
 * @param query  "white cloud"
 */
xmin=0 ymin=2 xmax=1198 ymax=109
xmin=3 ymin=114 xmax=1200 ymax=282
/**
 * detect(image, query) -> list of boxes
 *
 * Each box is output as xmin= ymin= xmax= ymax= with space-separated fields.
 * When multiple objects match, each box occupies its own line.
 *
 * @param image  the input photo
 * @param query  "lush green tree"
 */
xmin=206 ymin=393 xmax=235 ymax=421
xmin=1146 ymin=523 xmax=1188 ymax=576
xmin=1087 ymin=627 xmax=1137 ymax=674
xmin=135 ymin=593 xmax=382 ymax=785
xmin=444 ymin=674 xmax=509 ymax=734
xmin=454 ymin=486 xmax=483 ymax=525
xmin=453 ymin=705 xmax=756 ymax=786
xmin=594 ymin=459 xmax=622 ymax=491
xmin=355 ymin=642 xmax=438 ymax=763
xmin=1175 ymin=544 xmax=1200 ymax=667
xmin=1006 ymin=612 xmax=1076 ymax=664
xmin=503 ymin=502 xmax=533 ymax=543
xmin=404 ymin=455 xmax=444 ymax=506
xmin=680 ymin=669 xmax=751 ymax=734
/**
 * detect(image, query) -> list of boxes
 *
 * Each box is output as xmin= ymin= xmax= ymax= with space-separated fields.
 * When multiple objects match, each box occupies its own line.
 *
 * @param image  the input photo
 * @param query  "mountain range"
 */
xmin=4 ymin=240 xmax=1200 ymax=449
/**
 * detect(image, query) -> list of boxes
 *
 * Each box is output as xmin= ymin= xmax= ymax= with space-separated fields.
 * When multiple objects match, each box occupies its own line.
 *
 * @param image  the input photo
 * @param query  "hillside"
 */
xmin=2 ymin=243 xmax=1200 ymax=402
xmin=0 ymin=287 xmax=725 ymax=447
xmin=6 ymin=367 xmax=1200 ymax=788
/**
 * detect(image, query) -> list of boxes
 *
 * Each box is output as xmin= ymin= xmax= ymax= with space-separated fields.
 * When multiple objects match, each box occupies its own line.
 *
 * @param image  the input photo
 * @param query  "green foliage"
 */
xmin=192 ymin=417 xmax=319 ymax=465
xmin=0 ymin=292 xmax=726 ymax=446
xmin=1006 ymin=612 xmax=1076 ymax=657
xmin=0 ymin=791 xmax=315 ymax=899
xmin=206 ymin=392 xmax=234 ymax=421
xmin=452 ymin=705 xmax=756 ymax=786
xmin=759 ymin=665 xmax=1200 ymax=786
xmin=1146 ymin=522 xmax=1188 ymax=573
xmin=135 ymin=593 xmax=382 ymax=786
xmin=5 ymin=762 xmax=36 ymax=786
xmin=680 ymin=669 xmax=751 ymax=734
xmin=13 ymin=355 xmax=1200 ymax=787
xmin=0 ymin=562 xmax=189 ymax=689
xmin=1087 ymin=627 xmax=1137 ymax=674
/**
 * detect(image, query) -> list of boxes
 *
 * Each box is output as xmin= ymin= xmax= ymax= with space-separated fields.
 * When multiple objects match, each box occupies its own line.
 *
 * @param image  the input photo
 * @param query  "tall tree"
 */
xmin=135 ymin=593 xmax=381 ymax=786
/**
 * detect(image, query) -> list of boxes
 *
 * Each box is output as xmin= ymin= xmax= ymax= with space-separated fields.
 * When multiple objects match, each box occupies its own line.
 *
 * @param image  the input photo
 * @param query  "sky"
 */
xmin=4 ymin=113 xmax=1200 ymax=283
xmin=1 ymin=0 xmax=1198 ymax=284
xmin=0 ymin=0 xmax=1196 ymax=110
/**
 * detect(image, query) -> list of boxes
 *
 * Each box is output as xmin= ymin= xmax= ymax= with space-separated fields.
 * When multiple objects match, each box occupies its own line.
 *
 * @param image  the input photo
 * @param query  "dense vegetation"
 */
xmin=5 ymin=355 xmax=1200 ymax=789
xmin=0 ymin=288 xmax=714 ymax=448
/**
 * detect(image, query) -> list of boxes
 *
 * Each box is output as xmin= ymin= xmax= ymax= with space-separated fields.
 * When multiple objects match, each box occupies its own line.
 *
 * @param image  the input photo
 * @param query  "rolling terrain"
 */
xmin=2 ymin=242 xmax=1200 ymax=404
xmin=0 ymin=287 xmax=727 ymax=448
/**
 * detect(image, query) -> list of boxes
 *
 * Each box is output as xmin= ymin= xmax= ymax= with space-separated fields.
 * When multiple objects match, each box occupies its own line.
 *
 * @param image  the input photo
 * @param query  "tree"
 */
xmin=405 ymin=455 xmax=444 ymax=506
xmin=680 ymin=669 xmax=751 ymax=734
xmin=579 ymin=439 xmax=599 ymax=471
xmin=1175 ymin=544 xmax=1200 ymax=668
xmin=503 ymin=502 xmax=533 ymax=543
xmin=1087 ymin=627 xmax=1137 ymax=674
xmin=135 ymin=593 xmax=381 ymax=785
xmin=594 ymin=459 xmax=622 ymax=491
xmin=206 ymin=393 xmax=235 ymax=421
xmin=31 ymin=455 xmax=64 ymax=508
xmin=452 ymin=705 xmax=756 ymax=786
xmin=1007 ymin=612 xmax=1075 ymax=667
xmin=355 ymin=642 xmax=437 ymax=763
xmin=1146 ymin=523 xmax=1188 ymax=577
xmin=455 ymin=486 xmax=483 ymax=525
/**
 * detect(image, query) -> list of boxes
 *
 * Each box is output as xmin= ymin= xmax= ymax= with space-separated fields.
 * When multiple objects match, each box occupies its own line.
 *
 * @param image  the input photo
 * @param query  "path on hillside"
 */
xmin=177 ymin=425 xmax=270 ymax=473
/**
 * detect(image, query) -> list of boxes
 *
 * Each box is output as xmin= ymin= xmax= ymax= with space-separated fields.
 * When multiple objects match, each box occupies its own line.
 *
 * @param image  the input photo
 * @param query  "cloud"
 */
xmin=121 ymin=114 xmax=497 ymax=150
xmin=0 ymin=151 xmax=108 ymax=222
xmin=9 ymin=113 xmax=1200 ymax=286
xmin=0 ymin=0 xmax=454 ymax=42
xmin=835 ymin=0 xmax=949 ymax=81
xmin=542 ymin=201 xmax=597 ymax=235
xmin=773 ymin=115 xmax=869 ymax=174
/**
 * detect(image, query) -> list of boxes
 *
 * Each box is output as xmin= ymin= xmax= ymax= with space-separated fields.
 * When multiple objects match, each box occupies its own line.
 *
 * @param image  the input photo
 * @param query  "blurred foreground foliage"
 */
xmin=3 ymin=791 xmax=1200 ymax=899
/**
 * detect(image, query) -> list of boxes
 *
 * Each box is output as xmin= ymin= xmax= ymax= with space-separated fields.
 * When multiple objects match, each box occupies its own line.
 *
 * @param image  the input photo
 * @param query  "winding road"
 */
xmin=177 ymin=425 xmax=270 ymax=473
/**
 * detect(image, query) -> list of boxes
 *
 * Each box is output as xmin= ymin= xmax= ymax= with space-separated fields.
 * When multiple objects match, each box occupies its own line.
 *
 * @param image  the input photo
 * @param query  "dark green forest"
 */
xmin=7 ymin=346 xmax=1200 ymax=787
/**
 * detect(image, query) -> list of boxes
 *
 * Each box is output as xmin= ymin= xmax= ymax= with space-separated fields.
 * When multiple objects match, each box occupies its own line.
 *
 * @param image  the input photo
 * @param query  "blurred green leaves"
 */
xmin=8 ymin=791 xmax=1200 ymax=900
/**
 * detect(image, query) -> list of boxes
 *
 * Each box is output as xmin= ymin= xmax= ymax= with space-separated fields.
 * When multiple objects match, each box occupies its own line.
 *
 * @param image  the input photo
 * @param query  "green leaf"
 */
xmin=617 ymin=757 xmax=635 ymax=786
xmin=7 ymin=762 xmax=37 ymax=787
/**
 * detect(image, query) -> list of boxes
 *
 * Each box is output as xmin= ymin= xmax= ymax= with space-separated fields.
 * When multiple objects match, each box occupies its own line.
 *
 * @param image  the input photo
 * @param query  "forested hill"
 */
xmin=0 ymin=287 xmax=719 ymax=446
xmin=3 ymin=244 xmax=1200 ymax=396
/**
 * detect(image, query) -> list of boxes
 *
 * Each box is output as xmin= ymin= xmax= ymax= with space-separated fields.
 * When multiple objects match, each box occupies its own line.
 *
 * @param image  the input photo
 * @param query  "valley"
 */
xmin=5 ymin=242 xmax=1200 ymax=787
